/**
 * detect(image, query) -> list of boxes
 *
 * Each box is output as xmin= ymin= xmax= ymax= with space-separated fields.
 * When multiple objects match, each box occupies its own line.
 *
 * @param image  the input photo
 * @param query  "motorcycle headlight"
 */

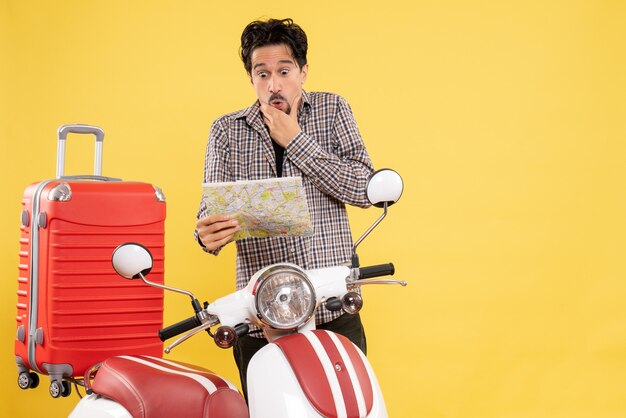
xmin=254 ymin=265 xmax=316 ymax=330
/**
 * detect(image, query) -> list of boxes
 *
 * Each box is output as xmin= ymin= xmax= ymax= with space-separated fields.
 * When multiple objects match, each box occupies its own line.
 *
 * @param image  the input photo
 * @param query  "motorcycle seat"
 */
xmin=91 ymin=355 xmax=248 ymax=418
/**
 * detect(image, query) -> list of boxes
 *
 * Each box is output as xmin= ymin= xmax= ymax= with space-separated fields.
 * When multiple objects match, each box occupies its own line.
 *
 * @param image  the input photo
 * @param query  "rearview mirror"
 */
xmin=366 ymin=169 xmax=403 ymax=208
xmin=352 ymin=169 xmax=403 ymax=268
xmin=112 ymin=242 xmax=201 ymax=306
xmin=111 ymin=243 xmax=153 ymax=279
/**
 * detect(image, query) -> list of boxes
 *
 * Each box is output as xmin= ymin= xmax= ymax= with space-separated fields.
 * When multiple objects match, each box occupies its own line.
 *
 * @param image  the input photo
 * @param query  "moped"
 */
xmin=69 ymin=168 xmax=406 ymax=418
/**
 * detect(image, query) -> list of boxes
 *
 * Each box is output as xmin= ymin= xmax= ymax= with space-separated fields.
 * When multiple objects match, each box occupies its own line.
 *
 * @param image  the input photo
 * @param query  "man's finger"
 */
xmin=196 ymin=214 xmax=231 ymax=228
xmin=206 ymin=223 xmax=239 ymax=241
xmin=260 ymin=102 xmax=276 ymax=121
xmin=260 ymin=101 xmax=276 ymax=114
xmin=204 ymin=230 xmax=237 ymax=251
xmin=214 ymin=228 xmax=239 ymax=248
xmin=199 ymin=223 xmax=240 ymax=250
xmin=261 ymin=110 xmax=272 ymax=126
xmin=290 ymin=92 xmax=302 ymax=120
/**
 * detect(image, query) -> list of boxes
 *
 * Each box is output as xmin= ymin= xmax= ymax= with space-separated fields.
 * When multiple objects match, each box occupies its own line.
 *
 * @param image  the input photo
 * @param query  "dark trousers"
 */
xmin=233 ymin=313 xmax=367 ymax=402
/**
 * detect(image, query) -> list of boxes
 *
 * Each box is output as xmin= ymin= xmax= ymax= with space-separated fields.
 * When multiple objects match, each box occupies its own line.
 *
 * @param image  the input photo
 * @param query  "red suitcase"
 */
xmin=15 ymin=124 xmax=166 ymax=398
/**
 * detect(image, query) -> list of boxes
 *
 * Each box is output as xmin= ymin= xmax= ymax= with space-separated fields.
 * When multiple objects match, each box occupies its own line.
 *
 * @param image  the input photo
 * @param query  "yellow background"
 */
xmin=1 ymin=1 xmax=625 ymax=417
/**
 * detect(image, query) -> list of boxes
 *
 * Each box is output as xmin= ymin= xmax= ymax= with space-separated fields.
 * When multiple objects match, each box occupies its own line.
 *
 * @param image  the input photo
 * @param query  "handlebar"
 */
xmin=157 ymin=263 xmax=400 ymax=344
xmin=158 ymin=315 xmax=201 ymax=341
xmin=359 ymin=263 xmax=395 ymax=279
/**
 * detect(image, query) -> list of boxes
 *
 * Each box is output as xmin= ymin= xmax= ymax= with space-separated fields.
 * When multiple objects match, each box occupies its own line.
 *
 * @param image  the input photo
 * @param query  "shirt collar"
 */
xmin=235 ymin=90 xmax=312 ymax=125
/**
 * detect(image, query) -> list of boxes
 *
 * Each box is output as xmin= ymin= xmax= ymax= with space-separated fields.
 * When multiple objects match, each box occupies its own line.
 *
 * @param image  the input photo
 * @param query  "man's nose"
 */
xmin=268 ymin=74 xmax=281 ymax=92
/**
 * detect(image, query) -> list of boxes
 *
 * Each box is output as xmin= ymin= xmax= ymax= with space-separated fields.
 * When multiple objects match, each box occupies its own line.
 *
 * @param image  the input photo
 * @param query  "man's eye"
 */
xmin=280 ymin=69 xmax=290 ymax=75
xmin=258 ymin=72 xmax=268 ymax=78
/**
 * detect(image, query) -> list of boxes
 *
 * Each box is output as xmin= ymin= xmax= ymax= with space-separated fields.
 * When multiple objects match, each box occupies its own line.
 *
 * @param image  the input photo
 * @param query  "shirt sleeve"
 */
xmin=195 ymin=118 xmax=230 ymax=255
xmin=286 ymin=95 xmax=374 ymax=208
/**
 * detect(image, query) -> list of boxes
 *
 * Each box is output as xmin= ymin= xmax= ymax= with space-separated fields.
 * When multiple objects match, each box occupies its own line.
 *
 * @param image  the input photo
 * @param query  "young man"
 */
xmin=195 ymin=18 xmax=373 ymax=398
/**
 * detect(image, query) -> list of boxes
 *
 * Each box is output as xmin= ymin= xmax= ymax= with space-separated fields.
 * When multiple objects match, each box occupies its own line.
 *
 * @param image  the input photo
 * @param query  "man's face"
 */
xmin=250 ymin=44 xmax=308 ymax=114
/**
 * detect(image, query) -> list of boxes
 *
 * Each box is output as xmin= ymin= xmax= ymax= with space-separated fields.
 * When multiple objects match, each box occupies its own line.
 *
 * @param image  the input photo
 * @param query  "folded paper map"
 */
xmin=202 ymin=176 xmax=314 ymax=240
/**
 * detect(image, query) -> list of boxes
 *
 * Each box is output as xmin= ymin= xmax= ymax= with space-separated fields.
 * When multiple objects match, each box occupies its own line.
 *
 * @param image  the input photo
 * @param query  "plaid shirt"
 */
xmin=196 ymin=91 xmax=373 ymax=335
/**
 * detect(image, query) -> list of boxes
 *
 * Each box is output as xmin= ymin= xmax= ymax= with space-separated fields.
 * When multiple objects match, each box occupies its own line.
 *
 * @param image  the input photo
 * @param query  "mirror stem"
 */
xmin=351 ymin=202 xmax=388 ymax=268
xmin=138 ymin=272 xmax=201 ymax=312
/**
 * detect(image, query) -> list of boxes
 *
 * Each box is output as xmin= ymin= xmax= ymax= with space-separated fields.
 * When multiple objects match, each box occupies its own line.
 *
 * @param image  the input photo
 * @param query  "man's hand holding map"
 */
xmin=202 ymin=177 xmax=314 ymax=241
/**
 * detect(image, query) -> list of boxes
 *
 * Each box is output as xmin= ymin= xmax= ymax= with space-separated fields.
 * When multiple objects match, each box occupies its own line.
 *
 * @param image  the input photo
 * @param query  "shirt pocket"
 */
xmin=235 ymin=130 xmax=276 ymax=180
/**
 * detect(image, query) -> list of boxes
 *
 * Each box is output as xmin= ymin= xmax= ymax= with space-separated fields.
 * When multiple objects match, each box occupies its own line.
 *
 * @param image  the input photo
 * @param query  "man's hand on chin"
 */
xmin=260 ymin=92 xmax=302 ymax=147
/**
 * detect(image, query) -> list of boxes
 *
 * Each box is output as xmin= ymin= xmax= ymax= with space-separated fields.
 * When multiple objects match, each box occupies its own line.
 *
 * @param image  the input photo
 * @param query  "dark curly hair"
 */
xmin=240 ymin=18 xmax=308 ymax=75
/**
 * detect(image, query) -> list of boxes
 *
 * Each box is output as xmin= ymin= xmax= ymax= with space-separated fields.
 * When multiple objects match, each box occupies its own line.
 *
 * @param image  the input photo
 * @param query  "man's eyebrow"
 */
xmin=253 ymin=59 xmax=296 ymax=70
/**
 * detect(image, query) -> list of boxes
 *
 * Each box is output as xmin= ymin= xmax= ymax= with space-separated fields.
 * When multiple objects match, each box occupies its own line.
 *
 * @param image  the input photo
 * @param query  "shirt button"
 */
xmin=290 ymin=247 xmax=296 ymax=254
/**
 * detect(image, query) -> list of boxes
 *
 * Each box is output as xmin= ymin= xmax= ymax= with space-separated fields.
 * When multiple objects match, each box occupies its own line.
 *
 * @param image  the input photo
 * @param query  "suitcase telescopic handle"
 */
xmin=56 ymin=124 xmax=105 ymax=178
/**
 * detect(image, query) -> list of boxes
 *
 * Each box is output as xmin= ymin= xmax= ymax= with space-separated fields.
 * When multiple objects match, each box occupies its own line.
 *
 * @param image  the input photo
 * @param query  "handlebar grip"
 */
xmin=359 ymin=263 xmax=395 ymax=279
xmin=158 ymin=316 xmax=201 ymax=341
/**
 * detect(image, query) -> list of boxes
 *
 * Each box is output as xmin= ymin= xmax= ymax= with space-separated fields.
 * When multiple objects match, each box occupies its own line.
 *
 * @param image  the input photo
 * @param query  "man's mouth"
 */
xmin=268 ymin=93 xmax=287 ymax=108
xmin=270 ymin=100 xmax=284 ymax=109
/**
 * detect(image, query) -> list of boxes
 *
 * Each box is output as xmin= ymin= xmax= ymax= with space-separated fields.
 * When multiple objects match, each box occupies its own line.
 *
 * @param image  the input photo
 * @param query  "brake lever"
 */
xmin=346 ymin=269 xmax=407 ymax=287
xmin=164 ymin=316 xmax=219 ymax=354
xmin=351 ymin=279 xmax=407 ymax=286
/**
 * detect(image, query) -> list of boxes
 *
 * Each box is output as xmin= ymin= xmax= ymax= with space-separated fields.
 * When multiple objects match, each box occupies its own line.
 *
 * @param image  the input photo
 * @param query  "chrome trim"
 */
xmin=27 ymin=179 xmax=55 ymax=374
xmin=138 ymin=272 xmax=196 ymax=301
xmin=254 ymin=264 xmax=316 ymax=330
xmin=350 ymin=279 xmax=407 ymax=287
xmin=164 ymin=320 xmax=218 ymax=354
xmin=352 ymin=202 xmax=388 ymax=257
xmin=47 ymin=183 xmax=72 ymax=201
xmin=153 ymin=185 xmax=166 ymax=202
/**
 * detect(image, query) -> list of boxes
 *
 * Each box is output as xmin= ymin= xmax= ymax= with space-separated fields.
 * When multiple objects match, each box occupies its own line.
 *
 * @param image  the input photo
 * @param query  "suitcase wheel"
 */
xmin=49 ymin=380 xmax=71 ymax=398
xmin=17 ymin=372 xmax=39 ymax=390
